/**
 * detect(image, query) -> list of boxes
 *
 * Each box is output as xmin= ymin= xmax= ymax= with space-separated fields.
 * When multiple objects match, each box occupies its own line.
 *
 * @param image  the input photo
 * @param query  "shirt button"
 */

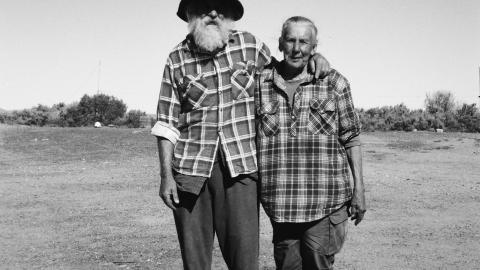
xmin=291 ymin=115 xmax=296 ymax=120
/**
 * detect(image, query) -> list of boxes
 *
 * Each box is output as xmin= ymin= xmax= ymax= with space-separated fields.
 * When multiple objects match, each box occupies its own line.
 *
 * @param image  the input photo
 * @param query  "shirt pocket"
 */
xmin=177 ymin=74 xmax=212 ymax=112
xmin=307 ymin=97 xmax=337 ymax=135
xmin=259 ymin=100 xmax=280 ymax=136
xmin=230 ymin=67 xmax=255 ymax=100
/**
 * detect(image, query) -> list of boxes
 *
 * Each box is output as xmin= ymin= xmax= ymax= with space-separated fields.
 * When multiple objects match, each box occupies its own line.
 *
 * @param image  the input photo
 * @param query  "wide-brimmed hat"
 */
xmin=177 ymin=0 xmax=244 ymax=22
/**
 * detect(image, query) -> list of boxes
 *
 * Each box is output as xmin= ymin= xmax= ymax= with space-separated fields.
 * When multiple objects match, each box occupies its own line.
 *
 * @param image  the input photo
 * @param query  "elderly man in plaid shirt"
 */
xmin=151 ymin=1 xmax=329 ymax=269
xmin=256 ymin=16 xmax=366 ymax=269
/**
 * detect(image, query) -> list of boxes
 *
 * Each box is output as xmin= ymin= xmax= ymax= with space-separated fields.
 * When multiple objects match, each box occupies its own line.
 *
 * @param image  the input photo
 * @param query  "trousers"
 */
xmin=271 ymin=206 xmax=348 ymax=270
xmin=172 ymin=158 xmax=259 ymax=270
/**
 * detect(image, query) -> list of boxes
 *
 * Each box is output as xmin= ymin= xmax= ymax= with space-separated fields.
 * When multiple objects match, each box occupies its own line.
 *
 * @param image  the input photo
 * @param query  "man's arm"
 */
xmin=157 ymin=137 xmax=179 ymax=210
xmin=152 ymin=58 xmax=182 ymax=209
xmin=308 ymin=53 xmax=330 ymax=79
xmin=345 ymin=144 xmax=366 ymax=225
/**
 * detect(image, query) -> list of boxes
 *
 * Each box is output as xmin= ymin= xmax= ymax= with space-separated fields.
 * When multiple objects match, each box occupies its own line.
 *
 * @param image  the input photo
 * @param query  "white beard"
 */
xmin=188 ymin=17 xmax=234 ymax=52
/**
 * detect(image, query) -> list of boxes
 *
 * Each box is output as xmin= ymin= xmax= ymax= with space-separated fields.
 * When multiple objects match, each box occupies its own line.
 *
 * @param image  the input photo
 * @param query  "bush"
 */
xmin=5 ymin=90 xmax=478 ymax=132
xmin=456 ymin=103 xmax=480 ymax=132
xmin=60 ymin=103 xmax=84 ymax=127
xmin=357 ymin=94 xmax=480 ymax=133
xmin=425 ymin=91 xmax=456 ymax=115
xmin=58 ymin=94 xmax=127 ymax=127
xmin=3 ymin=94 xmax=149 ymax=128
xmin=0 ymin=112 xmax=12 ymax=124
xmin=73 ymin=94 xmax=127 ymax=126
xmin=125 ymin=110 xmax=147 ymax=128
xmin=11 ymin=105 xmax=50 ymax=126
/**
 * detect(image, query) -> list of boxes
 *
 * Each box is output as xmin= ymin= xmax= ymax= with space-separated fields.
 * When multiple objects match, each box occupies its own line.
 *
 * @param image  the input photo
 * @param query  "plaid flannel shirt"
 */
xmin=152 ymin=30 xmax=270 ymax=178
xmin=256 ymin=63 xmax=361 ymax=223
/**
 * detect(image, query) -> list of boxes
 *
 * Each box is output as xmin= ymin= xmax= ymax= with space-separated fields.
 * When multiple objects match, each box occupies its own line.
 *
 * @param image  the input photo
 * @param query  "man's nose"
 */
xmin=207 ymin=9 xmax=218 ymax=18
xmin=293 ymin=41 xmax=301 ymax=52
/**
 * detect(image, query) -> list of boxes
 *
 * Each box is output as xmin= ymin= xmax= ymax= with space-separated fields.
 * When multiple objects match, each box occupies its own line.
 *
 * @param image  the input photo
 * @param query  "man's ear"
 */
xmin=278 ymin=37 xmax=284 ymax=52
xmin=310 ymin=41 xmax=317 ymax=56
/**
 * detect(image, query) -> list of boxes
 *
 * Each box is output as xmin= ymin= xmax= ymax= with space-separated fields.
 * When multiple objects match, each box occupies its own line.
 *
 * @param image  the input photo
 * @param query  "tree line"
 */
xmin=0 ymin=94 xmax=153 ymax=128
xmin=358 ymin=91 xmax=480 ymax=132
xmin=1 ymin=91 xmax=479 ymax=132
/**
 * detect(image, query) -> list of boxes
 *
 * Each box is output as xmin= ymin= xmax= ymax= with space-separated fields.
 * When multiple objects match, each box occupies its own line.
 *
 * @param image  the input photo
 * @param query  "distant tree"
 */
xmin=456 ymin=103 xmax=480 ymax=132
xmin=425 ymin=91 xmax=456 ymax=115
xmin=70 ymin=94 xmax=127 ymax=126
xmin=424 ymin=91 xmax=458 ymax=130
xmin=0 ymin=111 xmax=11 ymax=124
xmin=125 ymin=110 xmax=147 ymax=128
xmin=356 ymin=94 xmax=480 ymax=133
xmin=457 ymin=103 xmax=478 ymax=117
xmin=46 ymin=102 xmax=69 ymax=126
xmin=11 ymin=105 xmax=50 ymax=126
xmin=60 ymin=103 xmax=82 ymax=127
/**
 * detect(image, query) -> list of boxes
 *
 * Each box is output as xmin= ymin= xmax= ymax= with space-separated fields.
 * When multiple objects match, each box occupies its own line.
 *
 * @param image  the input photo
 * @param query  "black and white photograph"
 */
xmin=1 ymin=0 xmax=479 ymax=269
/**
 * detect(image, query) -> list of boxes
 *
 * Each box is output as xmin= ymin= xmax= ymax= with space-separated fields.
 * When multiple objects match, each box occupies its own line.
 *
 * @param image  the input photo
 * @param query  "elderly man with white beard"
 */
xmin=151 ymin=1 xmax=330 ymax=269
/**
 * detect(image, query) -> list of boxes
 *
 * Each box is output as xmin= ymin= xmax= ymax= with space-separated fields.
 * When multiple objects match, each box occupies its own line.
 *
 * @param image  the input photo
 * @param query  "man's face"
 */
xmin=187 ymin=3 xmax=235 ymax=52
xmin=280 ymin=23 xmax=317 ymax=71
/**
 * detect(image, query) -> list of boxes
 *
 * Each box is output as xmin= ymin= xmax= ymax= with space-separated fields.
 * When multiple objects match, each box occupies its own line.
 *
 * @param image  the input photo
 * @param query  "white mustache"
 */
xmin=204 ymin=18 xmax=220 ymax=26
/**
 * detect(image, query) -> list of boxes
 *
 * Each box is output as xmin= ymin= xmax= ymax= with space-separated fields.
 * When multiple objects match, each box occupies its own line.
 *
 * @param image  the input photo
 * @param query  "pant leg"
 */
xmin=209 ymin=160 xmax=260 ymax=270
xmin=173 ymin=188 xmax=214 ymax=270
xmin=271 ymin=222 xmax=304 ymax=270
xmin=301 ymin=207 xmax=348 ymax=270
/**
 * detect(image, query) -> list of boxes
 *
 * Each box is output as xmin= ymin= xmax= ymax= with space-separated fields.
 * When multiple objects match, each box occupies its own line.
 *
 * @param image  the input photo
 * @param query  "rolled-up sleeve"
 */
xmin=151 ymin=58 xmax=181 ymax=144
xmin=334 ymin=72 xmax=361 ymax=146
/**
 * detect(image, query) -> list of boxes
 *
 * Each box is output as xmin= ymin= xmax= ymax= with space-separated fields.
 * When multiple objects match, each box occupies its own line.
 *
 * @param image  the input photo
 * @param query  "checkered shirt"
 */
xmin=256 ymin=64 xmax=361 ymax=223
xmin=152 ymin=30 xmax=270 ymax=178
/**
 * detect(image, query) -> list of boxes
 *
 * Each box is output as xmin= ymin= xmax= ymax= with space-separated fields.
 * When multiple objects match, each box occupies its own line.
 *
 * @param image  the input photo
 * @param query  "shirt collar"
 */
xmin=266 ymin=60 xmax=316 ymax=90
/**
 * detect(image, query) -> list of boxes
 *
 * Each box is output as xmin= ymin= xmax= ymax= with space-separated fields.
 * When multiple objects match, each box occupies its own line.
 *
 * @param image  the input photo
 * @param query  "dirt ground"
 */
xmin=1 ymin=124 xmax=479 ymax=270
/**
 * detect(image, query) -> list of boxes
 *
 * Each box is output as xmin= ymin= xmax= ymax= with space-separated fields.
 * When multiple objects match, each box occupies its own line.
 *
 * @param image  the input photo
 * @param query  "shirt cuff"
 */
xmin=151 ymin=121 xmax=180 ymax=144
xmin=343 ymin=134 xmax=361 ymax=149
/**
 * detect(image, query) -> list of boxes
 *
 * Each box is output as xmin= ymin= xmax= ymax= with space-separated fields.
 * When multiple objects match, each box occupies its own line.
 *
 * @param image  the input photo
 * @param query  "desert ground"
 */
xmin=1 ymin=124 xmax=479 ymax=270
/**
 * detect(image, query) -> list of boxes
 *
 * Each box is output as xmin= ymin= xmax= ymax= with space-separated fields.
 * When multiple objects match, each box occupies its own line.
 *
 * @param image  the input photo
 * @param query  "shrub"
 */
xmin=11 ymin=105 xmax=50 ymax=126
xmin=456 ymin=103 xmax=480 ymax=132
xmin=74 ymin=94 xmax=127 ymax=126
xmin=357 ymin=92 xmax=479 ymax=133
xmin=58 ymin=94 xmax=127 ymax=127
xmin=125 ymin=110 xmax=147 ymax=128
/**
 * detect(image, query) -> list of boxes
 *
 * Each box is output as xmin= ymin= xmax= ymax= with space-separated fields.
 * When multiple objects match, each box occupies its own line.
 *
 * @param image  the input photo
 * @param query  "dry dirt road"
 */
xmin=1 ymin=125 xmax=479 ymax=269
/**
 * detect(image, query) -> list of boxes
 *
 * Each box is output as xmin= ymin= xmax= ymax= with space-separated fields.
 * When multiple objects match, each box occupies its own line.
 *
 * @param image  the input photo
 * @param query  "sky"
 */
xmin=1 ymin=0 xmax=479 ymax=114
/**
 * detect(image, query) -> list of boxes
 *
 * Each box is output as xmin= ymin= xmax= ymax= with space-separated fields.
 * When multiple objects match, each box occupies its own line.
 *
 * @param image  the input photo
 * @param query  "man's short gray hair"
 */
xmin=280 ymin=16 xmax=318 ymax=43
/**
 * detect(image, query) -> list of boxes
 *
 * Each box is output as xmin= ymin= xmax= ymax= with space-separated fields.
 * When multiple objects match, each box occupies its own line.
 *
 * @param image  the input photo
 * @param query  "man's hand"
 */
xmin=159 ymin=174 xmax=179 ymax=210
xmin=308 ymin=53 xmax=331 ymax=79
xmin=349 ymin=189 xmax=366 ymax=226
